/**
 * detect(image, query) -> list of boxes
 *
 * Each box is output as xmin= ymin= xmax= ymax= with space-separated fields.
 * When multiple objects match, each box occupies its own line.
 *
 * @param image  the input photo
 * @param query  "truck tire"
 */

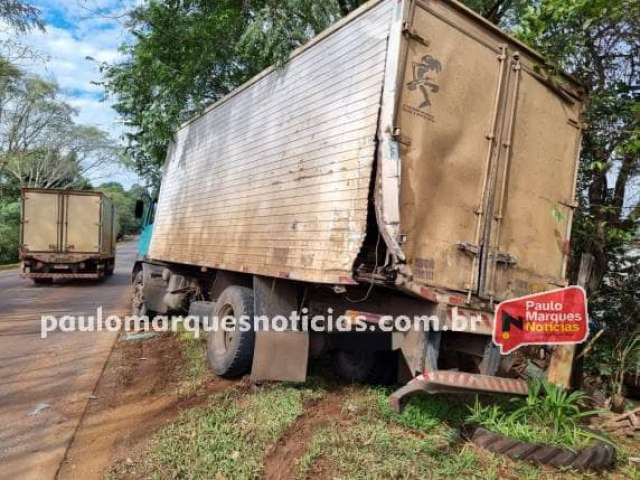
xmin=333 ymin=350 xmax=397 ymax=385
xmin=461 ymin=424 xmax=615 ymax=471
xmin=207 ymin=286 xmax=255 ymax=378
xmin=131 ymin=269 xmax=150 ymax=316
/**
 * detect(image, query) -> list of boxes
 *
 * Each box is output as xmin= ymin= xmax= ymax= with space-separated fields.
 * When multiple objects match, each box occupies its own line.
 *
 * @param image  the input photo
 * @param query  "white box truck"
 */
xmin=132 ymin=0 xmax=585 ymax=397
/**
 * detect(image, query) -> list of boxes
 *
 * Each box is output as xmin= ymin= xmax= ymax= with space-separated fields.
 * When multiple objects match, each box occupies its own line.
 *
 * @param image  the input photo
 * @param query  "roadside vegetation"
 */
xmin=174 ymin=328 xmax=209 ymax=395
xmin=467 ymin=380 xmax=603 ymax=448
xmin=102 ymin=0 xmax=639 ymax=411
xmin=115 ymin=333 xmax=639 ymax=479
xmin=143 ymin=387 xmax=308 ymax=479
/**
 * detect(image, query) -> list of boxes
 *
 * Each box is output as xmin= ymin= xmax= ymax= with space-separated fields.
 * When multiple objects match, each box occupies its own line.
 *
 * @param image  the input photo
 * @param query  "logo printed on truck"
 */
xmin=407 ymin=54 xmax=442 ymax=109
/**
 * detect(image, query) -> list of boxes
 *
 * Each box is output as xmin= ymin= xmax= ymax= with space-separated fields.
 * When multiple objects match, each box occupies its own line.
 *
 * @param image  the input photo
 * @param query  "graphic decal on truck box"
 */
xmin=407 ymin=54 xmax=442 ymax=108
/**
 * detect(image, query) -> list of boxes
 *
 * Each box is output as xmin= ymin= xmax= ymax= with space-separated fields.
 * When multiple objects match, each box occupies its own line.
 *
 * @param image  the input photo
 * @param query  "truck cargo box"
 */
xmin=149 ymin=0 xmax=584 ymax=302
xmin=20 ymin=188 xmax=117 ymax=280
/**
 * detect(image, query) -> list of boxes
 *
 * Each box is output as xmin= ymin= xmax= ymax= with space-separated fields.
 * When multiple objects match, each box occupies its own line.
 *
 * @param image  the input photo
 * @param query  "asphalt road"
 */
xmin=0 ymin=242 xmax=137 ymax=480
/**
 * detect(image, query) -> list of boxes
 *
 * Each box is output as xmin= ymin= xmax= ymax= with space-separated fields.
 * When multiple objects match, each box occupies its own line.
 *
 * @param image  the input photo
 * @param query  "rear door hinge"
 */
xmin=392 ymin=127 xmax=411 ymax=146
xmin=402 ymin=22 xmax=430 ymax=47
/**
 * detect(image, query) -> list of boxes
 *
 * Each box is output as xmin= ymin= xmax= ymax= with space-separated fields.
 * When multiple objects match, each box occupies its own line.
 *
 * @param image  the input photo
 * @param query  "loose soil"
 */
xmin=262 ymin=391 xmax=350 ymax=480
xmin=57 ymin=333 xmax=234 ymax=479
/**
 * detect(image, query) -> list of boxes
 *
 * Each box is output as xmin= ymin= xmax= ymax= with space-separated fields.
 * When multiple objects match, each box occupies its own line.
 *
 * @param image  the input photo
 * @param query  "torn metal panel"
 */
xmin=149 ymin=1 xmax=393 ymax=285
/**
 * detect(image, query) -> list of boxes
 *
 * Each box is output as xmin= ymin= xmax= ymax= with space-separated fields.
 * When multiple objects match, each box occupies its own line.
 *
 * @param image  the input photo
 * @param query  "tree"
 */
xmin=98 ymin=182 xmax=149 ymax=235
xmin=0 ymin=71 xmax=120 ymax=189
xmin=0 ymin=0 xmax=45 ymax=67
xmin=0 ymin=0 xmax=43 ymax=32
xmin=0 ymin=198 xmax=19 ymax=263
xmin=103 ymin=0 xmax=368 ymax=183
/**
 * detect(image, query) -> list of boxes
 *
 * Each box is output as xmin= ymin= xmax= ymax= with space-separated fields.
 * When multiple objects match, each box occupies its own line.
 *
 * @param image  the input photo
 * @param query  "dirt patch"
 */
xmin=57 ymin=333 xmax=233 ymax=480
xmin=262 ymin=390 xmax=348 ymax=480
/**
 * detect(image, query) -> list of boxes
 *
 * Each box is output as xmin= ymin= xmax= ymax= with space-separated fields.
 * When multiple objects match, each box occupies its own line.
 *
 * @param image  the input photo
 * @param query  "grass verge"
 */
xmin=175 ymin=328 xmax=208 ymax=394
xmin=298 ymin=387 xmax=639 ymax=479
xmin=138 ymin=384 xmax=322 ymax=479
xmin=299 ymin=388 xmax=544 ymax=480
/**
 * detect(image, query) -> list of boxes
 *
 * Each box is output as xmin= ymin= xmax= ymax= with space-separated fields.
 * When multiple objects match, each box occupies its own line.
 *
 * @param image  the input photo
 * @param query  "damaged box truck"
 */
xmin=133 ymin=0 xmax=585 ymax=396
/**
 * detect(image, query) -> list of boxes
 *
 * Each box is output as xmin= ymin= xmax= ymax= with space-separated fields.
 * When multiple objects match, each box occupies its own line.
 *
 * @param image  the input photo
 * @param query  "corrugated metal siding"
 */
xmin=150 ymin=0 xmax=393 ymax=283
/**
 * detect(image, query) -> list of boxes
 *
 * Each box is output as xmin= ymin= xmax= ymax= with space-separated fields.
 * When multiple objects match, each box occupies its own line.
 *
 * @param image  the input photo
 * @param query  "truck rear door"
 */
xmin=21 ymin=190 xmax=61 ymax=253
xmin=395 ymin=0 xmax=583 ymax=301
xmin=485 ymin=58 xmax=582 ymax=300
xmin=64 ymin=193 xmax=102 ymax=253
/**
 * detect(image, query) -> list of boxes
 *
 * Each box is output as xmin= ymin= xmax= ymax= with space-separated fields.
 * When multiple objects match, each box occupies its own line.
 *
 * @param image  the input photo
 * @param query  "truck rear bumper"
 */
xmin=389 ymin=371 xmax=528 ymax=412
xmin=21 ymin=272 xmax=103 ymax=279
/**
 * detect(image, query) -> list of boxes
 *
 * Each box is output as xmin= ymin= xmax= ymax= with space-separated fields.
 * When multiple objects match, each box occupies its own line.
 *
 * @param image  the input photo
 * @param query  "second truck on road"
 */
xmin=20 ymin=188 xmax=117 ymax=283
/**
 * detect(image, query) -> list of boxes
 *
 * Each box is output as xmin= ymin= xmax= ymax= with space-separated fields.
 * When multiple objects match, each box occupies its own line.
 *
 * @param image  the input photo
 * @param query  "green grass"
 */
xmin=298 ymin=387 xmax=640 ymax=480
xmin=171 ymin=328 xmax=209 ymax=395
xmin=111 ymin=336 xmax=640 ymax=480
xmin=299 ymin=420 xmax=482 ymax=479
xmin=142 ymin=385 xmax=313 ymax=479
xmin=372 ymin=386 xmax=467 ymax=431
xmin=298 ymin=388 xmax=482 ymax=479
xmin=467 ymin=380 xmax=607 ymax=448
xmin=177 ymin=329 xmax=208 ymax=381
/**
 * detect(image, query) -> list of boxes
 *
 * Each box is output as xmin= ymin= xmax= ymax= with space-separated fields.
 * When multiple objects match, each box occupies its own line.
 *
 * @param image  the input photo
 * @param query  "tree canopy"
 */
xmin=0 ymin=2 xmax=126 ymax=263
xmin=102 ymin=0 xmax=372 ymax=181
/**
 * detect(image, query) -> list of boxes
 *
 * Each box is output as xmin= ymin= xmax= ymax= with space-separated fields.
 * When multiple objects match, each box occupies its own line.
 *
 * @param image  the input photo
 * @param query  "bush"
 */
xmin=0 ymin=200 xmax=20 ymax=264
xmin=467 ymin=379 xmax=605 ymax=448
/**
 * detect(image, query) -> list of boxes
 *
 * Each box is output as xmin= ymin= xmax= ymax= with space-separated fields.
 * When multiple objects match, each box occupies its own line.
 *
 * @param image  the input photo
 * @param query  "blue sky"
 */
xmin=7 ymin=0 xmax=141 ymax=187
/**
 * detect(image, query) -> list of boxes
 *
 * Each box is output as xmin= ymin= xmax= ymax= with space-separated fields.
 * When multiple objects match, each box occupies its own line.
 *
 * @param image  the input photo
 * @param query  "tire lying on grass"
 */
xmin=461 ymin=424 xmax=615 ymax=471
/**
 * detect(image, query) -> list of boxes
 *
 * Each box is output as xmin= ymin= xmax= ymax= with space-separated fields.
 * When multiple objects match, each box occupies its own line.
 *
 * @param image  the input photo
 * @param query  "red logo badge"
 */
xmin=493 ymin=286 xmax=589 ymax=355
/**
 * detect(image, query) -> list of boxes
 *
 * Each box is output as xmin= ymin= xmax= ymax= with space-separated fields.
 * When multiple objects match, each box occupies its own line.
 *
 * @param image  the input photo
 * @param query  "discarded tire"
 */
xmin=461 ymin=424 xmax=615 ymax=471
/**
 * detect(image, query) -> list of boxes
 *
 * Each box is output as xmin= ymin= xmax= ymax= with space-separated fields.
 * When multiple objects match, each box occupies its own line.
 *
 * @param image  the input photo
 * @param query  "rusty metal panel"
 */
xmin=396 ymin=0 xmax=506 ymax=294
xmin=150 ymin=0 xmax=393 ymax=284
xmin=396 ymin=0 xmax=584 ymax=301
xmin=489 ymin=70 xmax=583 ymax=299
xmin=21 ymin=190 xmax=60 ymax=253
